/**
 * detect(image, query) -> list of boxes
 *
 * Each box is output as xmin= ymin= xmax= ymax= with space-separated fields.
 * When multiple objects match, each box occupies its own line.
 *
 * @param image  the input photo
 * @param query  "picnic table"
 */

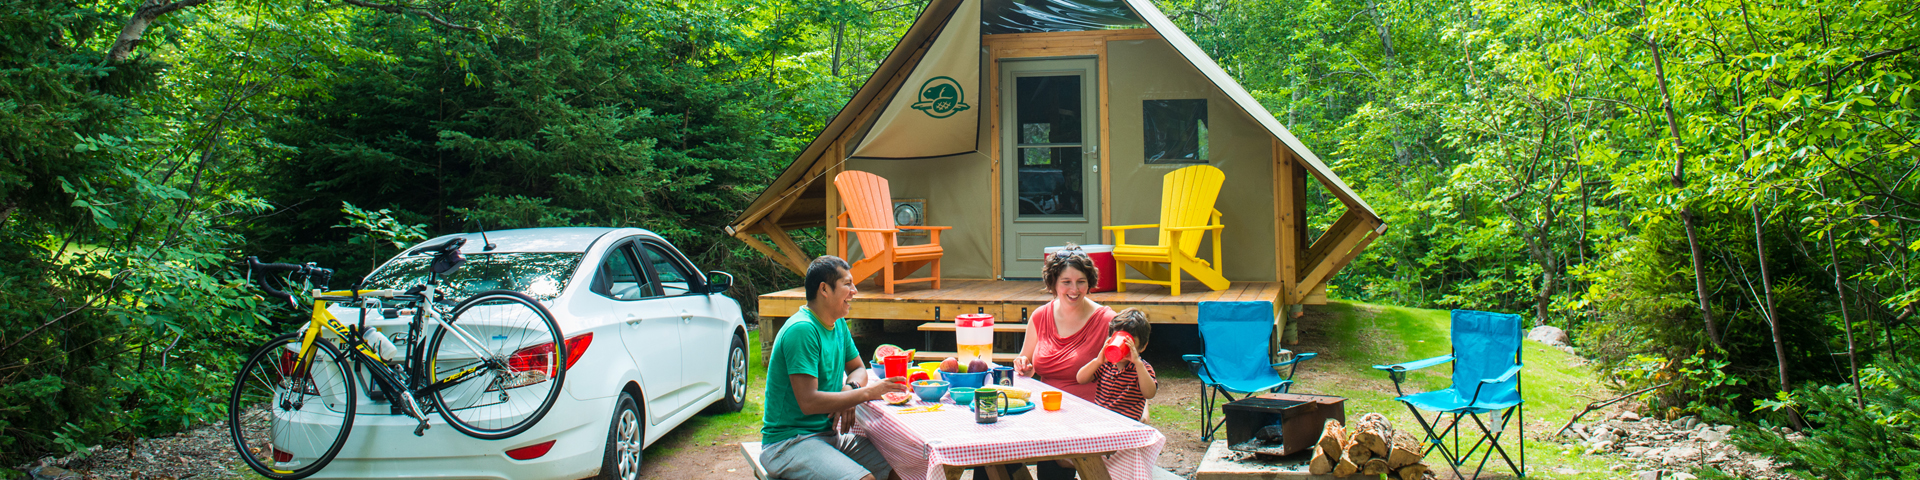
xmin=854 ymin=374 xmax=1165 ymax=480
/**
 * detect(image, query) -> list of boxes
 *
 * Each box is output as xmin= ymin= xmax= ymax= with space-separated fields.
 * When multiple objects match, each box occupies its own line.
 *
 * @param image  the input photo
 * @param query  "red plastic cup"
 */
xmin=882 ymin=355 xmax=910 ymax=383
xmin=1103 ymin=331 xmax=1134 ymax=363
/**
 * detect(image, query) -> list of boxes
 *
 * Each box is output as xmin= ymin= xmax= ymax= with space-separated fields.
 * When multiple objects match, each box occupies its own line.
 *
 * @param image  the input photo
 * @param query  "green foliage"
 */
xmin=335 ymin=201 xmax=429 ymax=272
xmin=1706 ymin=358 xmax=1920 ymax=479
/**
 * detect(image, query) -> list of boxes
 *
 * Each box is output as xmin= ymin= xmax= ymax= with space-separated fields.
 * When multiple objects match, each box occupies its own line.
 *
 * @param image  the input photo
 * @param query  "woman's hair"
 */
xmin=1110 ymin=308 xmax=1151 ymax=349
xmin=1041 ymin=243 xmax=1099 ymax=294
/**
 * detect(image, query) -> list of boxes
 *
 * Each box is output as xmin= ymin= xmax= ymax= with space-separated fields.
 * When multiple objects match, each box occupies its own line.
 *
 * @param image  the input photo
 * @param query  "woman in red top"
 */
xmin=1014 ymin=246 xmax=1116 ymax=403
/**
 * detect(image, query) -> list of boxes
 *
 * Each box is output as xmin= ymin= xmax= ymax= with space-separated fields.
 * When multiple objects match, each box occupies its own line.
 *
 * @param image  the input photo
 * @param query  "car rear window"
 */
xmin=363 ymin=252 xmax=584 ymax=302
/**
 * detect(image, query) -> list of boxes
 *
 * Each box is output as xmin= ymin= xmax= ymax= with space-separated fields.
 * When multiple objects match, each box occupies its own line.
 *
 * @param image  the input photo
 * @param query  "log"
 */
xmin=1352 ymin=412 xmax=1394 ymax=458
xmin=1308 ymin=448 xmax=1333 ymax=475
xmin=1395 ymin=463 xmax=1429 ymax=480
xmin=1385 ymin=432 xmax=1424 ymax=469
xmin=1310 ymin=419 xmax=1346 ymax=475
xmin=1333 ymin=447 xmax=1361 ymax=476
xmin=1361 ymin=457 xmax=1391 ymax=475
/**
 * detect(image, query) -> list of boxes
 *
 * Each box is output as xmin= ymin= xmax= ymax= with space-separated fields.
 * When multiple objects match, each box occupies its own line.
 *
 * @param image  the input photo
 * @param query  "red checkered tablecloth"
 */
xmin=854 ymin=375 xmax=1166 ymax=480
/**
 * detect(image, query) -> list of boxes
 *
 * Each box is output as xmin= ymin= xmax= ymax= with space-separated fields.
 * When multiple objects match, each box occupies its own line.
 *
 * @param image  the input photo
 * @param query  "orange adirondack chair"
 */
xmin=834 ymin=170 xmax=951 ymax=293
xmin=1103 ymin=164 xmax=1230 ymax=296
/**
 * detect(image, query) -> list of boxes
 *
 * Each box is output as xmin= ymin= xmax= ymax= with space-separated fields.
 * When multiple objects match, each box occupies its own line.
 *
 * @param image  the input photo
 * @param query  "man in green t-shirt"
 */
xmin=761 ymin=256 xmax=910 ymax=480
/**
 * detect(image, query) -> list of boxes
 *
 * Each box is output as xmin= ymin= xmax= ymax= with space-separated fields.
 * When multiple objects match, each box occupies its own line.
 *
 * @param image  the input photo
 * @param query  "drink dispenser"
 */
xmin=954 ymin=313 xmax=994 ymax=369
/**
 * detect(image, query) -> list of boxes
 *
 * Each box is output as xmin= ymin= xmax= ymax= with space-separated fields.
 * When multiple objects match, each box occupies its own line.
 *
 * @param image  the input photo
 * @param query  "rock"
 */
xmin=1666 ymin=447 xmax=1700 ymax=461
xmin=1707 ymin=452 xmax=1730 ymax=463
xmin=1714 ymin=425 xmax=1734 ymax=433
xmin=1591 ymin=441 xmax=1614 ymax=451
xmin=1635 ymin=470 xmax=1664 ymax=480
xmin=1624 ymin=446 xmax=1651 ymax=457
xmin=1619 ymin=411 xmax=1641 ymax=421
xmin=1694 ymin=430 xmax=1727 ymax=442
xmin=1749 ymin=458 xmax=1776 ymax=471
xmin=29 ymin=466 xmax=82 ymax=480
xmin=1672 ymin=473 xmax=1698 ymax=480
xmin=1527 ymin=325 xmax=1570 ymax=346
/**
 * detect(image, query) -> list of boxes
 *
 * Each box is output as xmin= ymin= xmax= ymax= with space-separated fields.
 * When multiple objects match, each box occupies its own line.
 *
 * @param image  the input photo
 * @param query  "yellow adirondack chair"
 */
xmin=1103 ymin=165 xmax=1230 ymax=296
xmin=834 ymin=170 xmax=951 ymax=293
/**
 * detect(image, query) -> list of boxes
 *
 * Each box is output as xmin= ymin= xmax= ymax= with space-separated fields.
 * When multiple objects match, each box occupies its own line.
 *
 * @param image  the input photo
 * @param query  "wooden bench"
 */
xmin=740 ymin=441 xmax=771 ymax=480
xmin=916 ymin=322 xmax=1028 ymax=355
xmin=910 ymin=351 xmax=1020 ymax=363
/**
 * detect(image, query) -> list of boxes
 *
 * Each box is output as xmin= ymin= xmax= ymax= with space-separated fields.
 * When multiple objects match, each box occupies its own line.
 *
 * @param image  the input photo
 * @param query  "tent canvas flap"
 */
xmin=850 ymin=0 xmax=981 ymax=160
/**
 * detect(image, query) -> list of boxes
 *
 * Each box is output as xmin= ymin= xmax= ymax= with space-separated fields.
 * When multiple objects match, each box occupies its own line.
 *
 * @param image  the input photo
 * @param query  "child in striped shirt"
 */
xmin=1074 ymin=308 xmax=1158 ymax=421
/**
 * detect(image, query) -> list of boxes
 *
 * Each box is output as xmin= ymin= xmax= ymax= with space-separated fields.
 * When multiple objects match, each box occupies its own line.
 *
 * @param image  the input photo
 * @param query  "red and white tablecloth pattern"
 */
xmin=853 ymin=375 xmax=1166 ymax=480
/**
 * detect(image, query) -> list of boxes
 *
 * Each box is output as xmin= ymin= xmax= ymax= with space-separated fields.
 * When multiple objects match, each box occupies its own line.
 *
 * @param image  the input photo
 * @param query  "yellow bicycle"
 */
xmin=228 ymin=238 xmax=569 ymax=480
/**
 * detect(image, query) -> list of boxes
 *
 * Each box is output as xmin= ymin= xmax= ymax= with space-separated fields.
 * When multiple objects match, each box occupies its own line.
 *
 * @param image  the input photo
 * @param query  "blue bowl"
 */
xmin=949 ymin=387 xmax=977 ymax=404
xmin=912 ymin=380 xmax=950 ymax=402
xmin=945 ymin=371 xmax=989 ymax=389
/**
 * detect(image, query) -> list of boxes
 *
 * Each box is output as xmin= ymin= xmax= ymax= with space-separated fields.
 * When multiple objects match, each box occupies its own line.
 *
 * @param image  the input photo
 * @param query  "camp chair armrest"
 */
xmin=1372 ymin=354 xmax=1455 ymax=373
xmin=1102 ymin=224 xmax=1160 ymax=231
xmin=1482 ymin=365 xmax=1523 ymax=385
xmin=1181 ymin=354 xmax=1217 ymax=383
xmin=1270 ymin=352 xmax=1317 ymax=368
xmin=836 ymin=227 xmax=902 ymax=233
xmin=895 ymin=226 xmax=952 ymax=231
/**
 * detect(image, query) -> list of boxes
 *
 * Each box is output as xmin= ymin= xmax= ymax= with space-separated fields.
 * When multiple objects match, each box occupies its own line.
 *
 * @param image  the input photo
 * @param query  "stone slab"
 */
xmin=1195 ymin=440 xmax=1344 ymax=480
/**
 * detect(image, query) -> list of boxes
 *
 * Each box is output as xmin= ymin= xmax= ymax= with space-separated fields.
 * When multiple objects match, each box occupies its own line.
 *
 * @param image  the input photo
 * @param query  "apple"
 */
xmin=939 ymin=357 xmax=960 ymax=373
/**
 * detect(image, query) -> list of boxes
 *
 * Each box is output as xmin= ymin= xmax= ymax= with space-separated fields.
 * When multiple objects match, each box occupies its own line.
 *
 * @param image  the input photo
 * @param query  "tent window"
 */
xmin=1143 ymin=99 xmax=1208 ymax=163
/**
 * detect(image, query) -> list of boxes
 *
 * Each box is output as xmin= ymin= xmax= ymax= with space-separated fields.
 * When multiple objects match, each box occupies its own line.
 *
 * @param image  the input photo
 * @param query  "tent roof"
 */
xmin=727 ymin=0 xmax=1380 ymax=235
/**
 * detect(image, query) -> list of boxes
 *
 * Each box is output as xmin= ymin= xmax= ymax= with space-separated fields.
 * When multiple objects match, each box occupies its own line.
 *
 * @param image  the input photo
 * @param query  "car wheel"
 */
xmin=704 ymin=334 xmax=748 ymax=414
xmin=598 ymin=392 xmax=642 ymax=480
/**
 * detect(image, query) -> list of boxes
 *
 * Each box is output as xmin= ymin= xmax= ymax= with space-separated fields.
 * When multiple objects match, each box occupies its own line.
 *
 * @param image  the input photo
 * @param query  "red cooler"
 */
xmin=1042 ymin=244 xmax=1117 ymax=292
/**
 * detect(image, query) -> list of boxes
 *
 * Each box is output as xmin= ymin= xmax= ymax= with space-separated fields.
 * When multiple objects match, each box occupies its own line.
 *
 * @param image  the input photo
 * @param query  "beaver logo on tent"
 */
xmin=910 ymin=76 xmax=970 ymax=119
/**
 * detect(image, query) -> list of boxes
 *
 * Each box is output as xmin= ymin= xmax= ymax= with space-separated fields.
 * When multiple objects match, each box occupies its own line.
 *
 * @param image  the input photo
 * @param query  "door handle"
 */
xmin=625 ymin=314 xmax=641 ymax=326
xmin=680 ymin=310 xmax=691 ymax=323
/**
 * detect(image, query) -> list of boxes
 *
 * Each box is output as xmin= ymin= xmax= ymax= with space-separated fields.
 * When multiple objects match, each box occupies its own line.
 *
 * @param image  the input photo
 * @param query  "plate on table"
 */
xmin=969 ymin=402 xmax=1036 ymax=415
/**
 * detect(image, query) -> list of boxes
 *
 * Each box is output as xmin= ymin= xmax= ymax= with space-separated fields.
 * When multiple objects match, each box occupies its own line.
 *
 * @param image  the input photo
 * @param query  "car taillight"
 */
xmin=563 ymin=333 xmax=592 ymax=370
xmin=500 ymin=333 xmax=589 ymax=390
xmin=504 ymin=440 xmax=556 ymax=460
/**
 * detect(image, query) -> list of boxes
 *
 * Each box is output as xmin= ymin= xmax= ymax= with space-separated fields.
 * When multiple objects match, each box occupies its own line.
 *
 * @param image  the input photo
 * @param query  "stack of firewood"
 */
xmin=1310 ymin=413 xmax=1430 ymax=480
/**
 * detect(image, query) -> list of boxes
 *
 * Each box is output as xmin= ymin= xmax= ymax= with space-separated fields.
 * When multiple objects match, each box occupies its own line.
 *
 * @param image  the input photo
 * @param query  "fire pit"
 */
xmin=1222 ymin=393 xmax=1346 ymax=457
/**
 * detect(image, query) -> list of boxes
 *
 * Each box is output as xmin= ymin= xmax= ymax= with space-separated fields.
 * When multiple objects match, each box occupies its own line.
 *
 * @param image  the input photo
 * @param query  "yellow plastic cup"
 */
xmin=918 ymin=362 xmax=943 ymax=380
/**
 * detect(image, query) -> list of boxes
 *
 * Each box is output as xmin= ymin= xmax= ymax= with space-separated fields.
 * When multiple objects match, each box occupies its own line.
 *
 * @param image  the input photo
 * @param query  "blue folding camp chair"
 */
xmin=1374 ymin=309 xmax=1526 ymax=479
xmin=1183 ymin=301 xmax=1318 ymax=442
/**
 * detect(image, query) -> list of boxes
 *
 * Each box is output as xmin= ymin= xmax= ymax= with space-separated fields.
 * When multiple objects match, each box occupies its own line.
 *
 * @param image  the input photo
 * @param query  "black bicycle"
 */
xmin=229 ymin=238 xmax=567 ymax=479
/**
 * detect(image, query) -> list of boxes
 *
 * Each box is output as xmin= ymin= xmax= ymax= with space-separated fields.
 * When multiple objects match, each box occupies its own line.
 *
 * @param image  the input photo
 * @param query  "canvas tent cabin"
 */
xmin=727 ymin=0 xmax=1385 ymax=331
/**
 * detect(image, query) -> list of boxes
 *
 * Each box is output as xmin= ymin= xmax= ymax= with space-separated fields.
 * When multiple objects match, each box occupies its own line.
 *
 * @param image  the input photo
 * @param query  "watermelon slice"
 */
xmin=873 ymin=344 xmax=904 ymax=361
xmin=883 ymin=391 xmax=913 ymax=405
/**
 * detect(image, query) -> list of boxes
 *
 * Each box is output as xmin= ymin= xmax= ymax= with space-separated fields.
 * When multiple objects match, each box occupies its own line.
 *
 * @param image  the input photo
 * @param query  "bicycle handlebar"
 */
xmin=246 ymin=256 xmax=334 ymax=309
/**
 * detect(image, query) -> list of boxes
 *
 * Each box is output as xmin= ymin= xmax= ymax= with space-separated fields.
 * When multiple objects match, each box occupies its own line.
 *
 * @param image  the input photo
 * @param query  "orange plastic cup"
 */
xmin=1041 ymin=391 xmax=1062 ymax=411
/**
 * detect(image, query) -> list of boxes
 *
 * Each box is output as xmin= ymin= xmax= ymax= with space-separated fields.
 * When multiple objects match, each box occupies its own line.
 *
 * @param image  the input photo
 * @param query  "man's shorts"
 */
xmin=761 ymin=432 xmax=892 ymax=480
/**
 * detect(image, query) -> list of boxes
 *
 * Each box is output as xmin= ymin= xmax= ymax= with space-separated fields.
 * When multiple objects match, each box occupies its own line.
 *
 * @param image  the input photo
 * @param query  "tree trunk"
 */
xmin=108 ymin=0 xmax=212 ymax=62
xmin=1639 ymin=0 xmax=1724 ymax=349
xmin=1828 ymin=232 xmax=1864 ymax=409
xmin=1751 ymin=200 xmax=1802 ymax=429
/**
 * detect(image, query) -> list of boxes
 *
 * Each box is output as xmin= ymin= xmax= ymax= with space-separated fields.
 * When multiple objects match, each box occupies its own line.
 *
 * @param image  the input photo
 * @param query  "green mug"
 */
xmin=974 ymin=387 xmax=1009 ymax=423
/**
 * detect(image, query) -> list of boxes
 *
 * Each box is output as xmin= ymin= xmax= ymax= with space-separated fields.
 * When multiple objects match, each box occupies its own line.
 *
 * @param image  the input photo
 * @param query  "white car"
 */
xmin=310 ymin=227 xmax=748 ymax=480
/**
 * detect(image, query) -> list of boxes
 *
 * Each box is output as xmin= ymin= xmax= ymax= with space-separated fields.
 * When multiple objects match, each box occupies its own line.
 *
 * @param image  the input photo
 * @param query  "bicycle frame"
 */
xmin=287 ymin=278 xmax=506 ymax=424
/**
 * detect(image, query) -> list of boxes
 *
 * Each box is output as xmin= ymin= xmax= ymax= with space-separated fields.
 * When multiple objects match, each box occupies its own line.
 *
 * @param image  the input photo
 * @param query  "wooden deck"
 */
xmin=759 ymin=279 xmax=1287 ymax=324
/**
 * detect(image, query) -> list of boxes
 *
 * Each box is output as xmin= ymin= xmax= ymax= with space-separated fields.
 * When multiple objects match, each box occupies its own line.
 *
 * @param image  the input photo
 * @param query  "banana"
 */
xmin=997 ymin=386 xmax=1032 ymax=400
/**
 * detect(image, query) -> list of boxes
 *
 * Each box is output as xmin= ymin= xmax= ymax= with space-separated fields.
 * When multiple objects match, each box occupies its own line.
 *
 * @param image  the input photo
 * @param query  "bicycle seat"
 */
xmin=413 ymin=237 xmax=468 ymax=256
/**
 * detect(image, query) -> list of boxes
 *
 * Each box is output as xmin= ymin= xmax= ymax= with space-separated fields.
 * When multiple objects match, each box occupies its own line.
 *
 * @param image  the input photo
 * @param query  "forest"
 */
xmin=2 ymin=0 xmax=1914 ymax=476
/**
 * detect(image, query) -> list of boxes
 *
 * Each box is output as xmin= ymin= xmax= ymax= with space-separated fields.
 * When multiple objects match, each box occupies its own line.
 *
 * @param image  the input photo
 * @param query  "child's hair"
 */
xmin=1041 ymin=243 xmax=1099 ymax=294
xmin=1110 ymin=308 xmax=1151 ymax=350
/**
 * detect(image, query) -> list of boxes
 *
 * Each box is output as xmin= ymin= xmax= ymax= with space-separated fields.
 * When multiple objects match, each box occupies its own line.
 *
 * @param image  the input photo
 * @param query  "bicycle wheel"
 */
xmin=427 ymin=289 xmax=567 ymax=439
xmin=230 ymin=333 xmax=356 ymax=480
